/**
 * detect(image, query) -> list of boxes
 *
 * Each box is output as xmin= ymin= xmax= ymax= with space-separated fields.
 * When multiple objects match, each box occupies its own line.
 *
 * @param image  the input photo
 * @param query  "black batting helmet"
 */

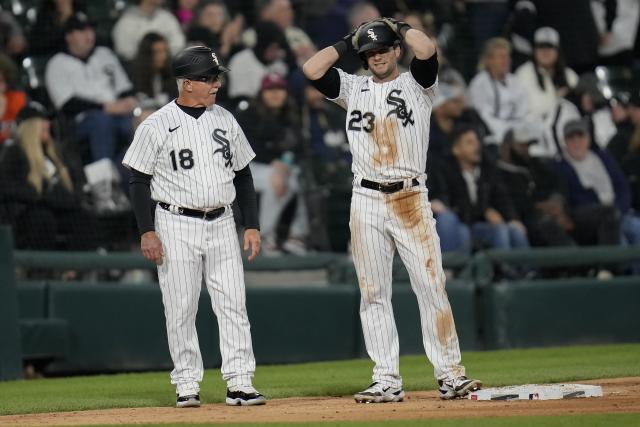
xmin=355 ymin=20 xmax=400 ymax=55
xmin=172 ymin=46 xmax=229 ymax=79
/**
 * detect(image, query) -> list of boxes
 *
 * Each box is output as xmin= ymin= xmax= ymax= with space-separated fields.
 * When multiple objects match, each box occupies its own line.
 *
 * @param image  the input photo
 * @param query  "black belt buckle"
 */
xmin=159 ymin=202 xmax=224 ymax=221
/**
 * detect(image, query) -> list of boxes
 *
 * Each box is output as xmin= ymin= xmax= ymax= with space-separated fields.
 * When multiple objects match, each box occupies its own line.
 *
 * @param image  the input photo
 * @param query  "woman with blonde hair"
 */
xmin=468 ymin=37 xmax=530 ymax=147
xmin=0 ymin=102 xmax=97 ymax=250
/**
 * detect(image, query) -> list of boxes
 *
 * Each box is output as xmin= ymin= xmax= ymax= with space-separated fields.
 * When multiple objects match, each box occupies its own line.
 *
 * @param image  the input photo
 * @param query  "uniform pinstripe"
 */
xmin=123 ymin=101 xmax=257 ymax=396
xmin=331 ymin=69 xmax=466 ymax=387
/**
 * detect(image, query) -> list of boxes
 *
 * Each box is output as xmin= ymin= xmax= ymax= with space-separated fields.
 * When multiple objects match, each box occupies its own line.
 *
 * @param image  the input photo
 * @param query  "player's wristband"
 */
xmin=332 ymin=40 xmax=349 ymax=57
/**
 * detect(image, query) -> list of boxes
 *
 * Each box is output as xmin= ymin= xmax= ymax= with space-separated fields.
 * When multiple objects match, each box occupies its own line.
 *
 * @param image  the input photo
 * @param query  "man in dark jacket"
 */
xmin=555 ymin=119 xmax=639 ymax=247
xmin=430 ymin=125 xmax=529 ymax=250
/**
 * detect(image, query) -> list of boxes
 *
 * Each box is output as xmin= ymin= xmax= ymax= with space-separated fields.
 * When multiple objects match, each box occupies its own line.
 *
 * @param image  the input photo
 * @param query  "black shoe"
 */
xmin=225 ymin=386 xmax=267 ymax=406
xmin=176 ymin=393 xmax=201 ymax=408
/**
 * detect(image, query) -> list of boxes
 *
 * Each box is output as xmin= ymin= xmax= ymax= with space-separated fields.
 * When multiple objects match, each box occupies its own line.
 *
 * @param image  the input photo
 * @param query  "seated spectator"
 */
xmin=503 ymin=0 xmax=537 ymax=69
xmin=186 ymin=0 xmax=244 ymax=60
xmin=45 ymin=13 xmax=136 ymax=163
xmin=28 ymin=0 xmax=87 ymax=55
xmin=607 ymin=92 xmax=636 ymax=164
xmin=0 ymin=53 xmax=27 ymax=145
xmin=608 ymin=90 xmax=640 ymax=213
xmin=555 ymin=119 xmax=639 ymax=247
xmin=227 ymin=21 xmax=293 ymax=100
xmin=568 ymin=73 xmax=617 ymax=150
xmin=112 ymin=0 xmax=186 ymax=62
xmin=468 ymin=38 xmax=530 ymax=147
xmin=236 ymin=73 xmax=309 ymax=255
xmin=0 ymin=102 xmax=98 ymax=250
xmin=515 ymin=27 xmax=579 ymax=120
xmin=241 ymin=0 xmax=316 ymax=67
xmin=0 ymin=10 xmax=27 ymax=58
xmin=496 ymin=123 xmax=575 ymax=247
xmin=131 ymin=33 xmax=177 ymax=118
xmin=429 ymin=84 xmax=466 ymax=161
xmin=432 ymin=126 xmax=530 ymax=251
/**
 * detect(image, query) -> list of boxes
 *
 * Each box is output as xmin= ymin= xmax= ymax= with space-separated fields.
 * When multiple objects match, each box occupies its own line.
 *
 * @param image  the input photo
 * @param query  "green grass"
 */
xmin=78 ymin=413 xmax=640 ymax=427
xmin=0 ymin=343 xmax=638 ymax=416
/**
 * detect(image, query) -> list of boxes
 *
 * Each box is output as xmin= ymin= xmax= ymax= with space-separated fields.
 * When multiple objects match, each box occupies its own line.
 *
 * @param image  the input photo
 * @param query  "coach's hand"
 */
xmin=141 ymin=231 xmax=164 ymax=265
xmin=244 ymin=229 xmax=261 ymax=261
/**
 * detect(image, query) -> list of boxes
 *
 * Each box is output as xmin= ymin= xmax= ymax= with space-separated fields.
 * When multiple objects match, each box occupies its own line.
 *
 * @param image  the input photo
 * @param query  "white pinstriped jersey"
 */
xmin=122 ymin=101 xmax=255 ymax=210
xmin=330 ymin=69 xmax=436 ymax=181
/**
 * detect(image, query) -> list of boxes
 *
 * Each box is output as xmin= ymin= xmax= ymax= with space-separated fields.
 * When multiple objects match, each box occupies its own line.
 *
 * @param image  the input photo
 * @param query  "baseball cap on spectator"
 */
xmin=512 ymin=121 xmax=541 ymax=144
xmin=16 ymin=101 xmax=51 ymax=125
xmin=261 ymin=73 xmax=287 ymax=91
xmin=433 ymin=83 xmax=464 ymax=109
xmin=534 ymin=27 xmax=560 ymax=48
xmin=64 ymin=12 xmax=94 ymax=34
xmin=563 ymin=119 xmax=589 ymax=138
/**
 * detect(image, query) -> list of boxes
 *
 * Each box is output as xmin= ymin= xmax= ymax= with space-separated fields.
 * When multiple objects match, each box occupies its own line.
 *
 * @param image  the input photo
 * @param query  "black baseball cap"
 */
xmin=63 ymin=12 xmax=94 ymax=34
xmin=16 ymin=101 xmax=52 ymax=125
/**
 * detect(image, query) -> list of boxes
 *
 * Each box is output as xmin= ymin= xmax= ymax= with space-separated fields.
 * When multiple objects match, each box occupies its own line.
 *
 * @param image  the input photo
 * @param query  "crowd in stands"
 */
xmin=0 ymin=0 xmax=639 ymax=265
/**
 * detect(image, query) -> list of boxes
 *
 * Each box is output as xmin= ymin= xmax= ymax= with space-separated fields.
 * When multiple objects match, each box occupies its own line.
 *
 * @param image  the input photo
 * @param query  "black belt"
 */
xmin=158 ymin=202 xmax=225 ymax=221
xmin=360 ymin=178 xmax=420 ymax=194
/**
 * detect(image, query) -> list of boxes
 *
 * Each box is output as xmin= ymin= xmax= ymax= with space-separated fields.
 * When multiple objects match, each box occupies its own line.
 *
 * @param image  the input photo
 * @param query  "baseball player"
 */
xmin=303 ymin=19 xmax=481 ymax=402
xmin=122 ymin=46 xmax=266 ymax=408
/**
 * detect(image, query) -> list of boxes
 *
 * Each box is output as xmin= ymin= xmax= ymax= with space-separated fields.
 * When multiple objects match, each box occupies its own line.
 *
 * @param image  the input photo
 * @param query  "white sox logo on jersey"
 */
xmin=213 ymin=128 xmax=233 ymax=167
xmin=386 ymin=89 xmax=414 ymax=127
xmin=367 ymin=29 xmax=378 ymax=41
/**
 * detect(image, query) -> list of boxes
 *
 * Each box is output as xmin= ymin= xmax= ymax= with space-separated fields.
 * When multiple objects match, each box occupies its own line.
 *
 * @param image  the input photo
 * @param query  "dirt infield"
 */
xmin=2 ymin=378 xmax=639 ymax=426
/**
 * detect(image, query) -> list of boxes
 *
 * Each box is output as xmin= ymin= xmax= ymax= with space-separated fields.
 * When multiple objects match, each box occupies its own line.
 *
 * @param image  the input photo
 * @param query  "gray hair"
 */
xmin=176 ymin=78 xmax=186 ymax=93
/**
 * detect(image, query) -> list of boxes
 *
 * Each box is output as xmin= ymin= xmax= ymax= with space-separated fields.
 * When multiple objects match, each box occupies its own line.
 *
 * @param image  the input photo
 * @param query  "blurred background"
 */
xmin=0 ymin=0 xmax=639 ymax=380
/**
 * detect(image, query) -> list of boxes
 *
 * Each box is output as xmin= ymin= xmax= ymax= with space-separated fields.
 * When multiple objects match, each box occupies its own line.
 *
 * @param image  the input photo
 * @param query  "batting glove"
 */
xmin=379 ymin=17 xmax=412 ymax=40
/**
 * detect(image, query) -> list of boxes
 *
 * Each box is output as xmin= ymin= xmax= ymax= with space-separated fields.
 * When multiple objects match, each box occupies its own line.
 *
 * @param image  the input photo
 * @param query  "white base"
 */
xmin=468 ymin=384 xmax=603 ymax=401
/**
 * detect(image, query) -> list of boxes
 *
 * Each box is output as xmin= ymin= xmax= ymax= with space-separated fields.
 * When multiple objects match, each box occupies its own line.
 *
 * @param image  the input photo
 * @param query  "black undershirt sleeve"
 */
xmin=233 ymin=165 xmax=260 ymax=230
xmin=129 ymin=168 xmax=155 ymax=236
xmin=307 ymin=67 xmax=341 ymax=99
xmin=410 ymin=52 xmax=439 ymax=89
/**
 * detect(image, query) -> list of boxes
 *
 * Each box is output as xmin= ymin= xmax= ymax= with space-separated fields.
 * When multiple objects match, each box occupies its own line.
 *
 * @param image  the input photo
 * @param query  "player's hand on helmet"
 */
xmin=379 ymin=17 xmax=412 ymax=40
xmin=141 ymin=231 xmax=164 ymax=265
xmin=244 ymin=229 xmax=261 ymax=261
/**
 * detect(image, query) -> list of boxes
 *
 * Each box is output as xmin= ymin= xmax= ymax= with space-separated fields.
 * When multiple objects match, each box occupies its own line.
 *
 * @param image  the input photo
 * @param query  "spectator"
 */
xmin=607 ymin=92 xmax=634 ymax=164
xmin=496 ymin=123 xmax=575 ymax=247
xmin=569 ymin=73 xmax=617 ymax=150
xmin=0 ymin=10 xmax=27 ymax=57
xmin=186 ymin=0 xmax=244 ymax=60
xmin=227 ymin=21 xmax=293 ymax=100
xmin=28 ymin=0 xmax=87 ymax=55
xmin=515 ymin=27 xmax=579 ymax=120
xmin=432 ymin=125 xmax=530 ymax=250
xmin=45 ymin=13 xmax=136 ymax=162
xmin=592 ymin=0 xmax=639 ymax=67
xmin=0 ymin=102 xmax=98 ymax=250
xmin=555 ymin=119 xmax=639 ymax=247
xmin=131 ymin=33 xmax=178 ymax=118
xmin=173 ymin=0 xmax=200 ymax=29
xmin=534 ymin=0 xmax=603 ymax=74
xmin=236 ymin=73 xmax=309 ymax=255
xmin=112 ymin=0 xmax=186 ymax=62
xmin=503 ymin=0 xmax=537 ymax=68
xmin=468 ymin=38 xmax=530 ymax=147
xmin=0 ymin=53 xmax=27 ymax=145
xmin=429 ymin=83 xmax=466 ymax=161
xmin=241 ymin=0 xmax=316 ymax=67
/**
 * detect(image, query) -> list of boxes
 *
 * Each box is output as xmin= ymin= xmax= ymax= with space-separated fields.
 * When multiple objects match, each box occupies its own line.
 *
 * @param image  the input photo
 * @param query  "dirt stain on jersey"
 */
xmin=426 ymin=258 xmax=436 ymax=282
xmin=436 ymin=307 xmax=454 ymax=347
xmin=371 ymin=117 xmax=398 ymax=168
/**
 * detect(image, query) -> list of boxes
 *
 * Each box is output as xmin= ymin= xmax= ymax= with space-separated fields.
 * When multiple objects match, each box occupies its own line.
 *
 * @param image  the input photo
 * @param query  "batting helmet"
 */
xmin=355 ymin=20 xmax=400 ymax=55
xmin=172 ymin=46 xmax=229 ymax=79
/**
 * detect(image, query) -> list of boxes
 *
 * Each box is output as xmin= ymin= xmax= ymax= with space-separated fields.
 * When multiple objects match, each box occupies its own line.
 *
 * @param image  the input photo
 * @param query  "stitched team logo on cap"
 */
xmin=367 ymin=29 xmax=378 ymax=41
xmin=211 ymin=52 xmax=219 ymax=65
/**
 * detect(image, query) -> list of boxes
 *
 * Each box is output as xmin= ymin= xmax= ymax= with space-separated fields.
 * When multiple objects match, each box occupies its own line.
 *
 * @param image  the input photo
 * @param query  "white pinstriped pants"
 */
xmin=155 ymin=206 xmax=256 ymax=396
xmin=349 ymin=181 xmax=465 ymax=387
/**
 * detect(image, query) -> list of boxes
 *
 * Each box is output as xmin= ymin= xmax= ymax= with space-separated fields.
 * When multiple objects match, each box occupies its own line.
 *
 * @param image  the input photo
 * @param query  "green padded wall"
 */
xmin=483 ymin=278 xmax=640 ymax=349
xmin=246 ymin=286 xmax=360 ymax=363
xmin=0 ymin=227 xmax=22 ymax=381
